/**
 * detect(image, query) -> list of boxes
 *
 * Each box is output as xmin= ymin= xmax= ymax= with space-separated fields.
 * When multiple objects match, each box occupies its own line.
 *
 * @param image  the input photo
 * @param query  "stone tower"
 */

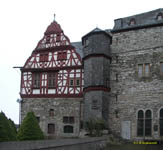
xmin=82 ymin=28 xmax=112 ymax=122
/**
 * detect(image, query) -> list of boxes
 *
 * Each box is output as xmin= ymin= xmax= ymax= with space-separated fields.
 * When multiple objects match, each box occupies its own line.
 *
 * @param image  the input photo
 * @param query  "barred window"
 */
xmin=64 ymin=125 xmax=73 ymax=133
xmin=63 ymin=116 xmax=74 ymax=124
xmin=48 ymin=123 xmax=55 ymax=134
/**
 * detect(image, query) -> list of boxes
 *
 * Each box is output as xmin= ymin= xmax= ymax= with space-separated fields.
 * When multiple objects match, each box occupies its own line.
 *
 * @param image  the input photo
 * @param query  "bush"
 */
xmin=17 ymin=112 xmax=44 ymax=141
xmin=85 ymin=118 xmax=106 ymax=137
xmin=0 ymin=112 xmax=17 ymax=142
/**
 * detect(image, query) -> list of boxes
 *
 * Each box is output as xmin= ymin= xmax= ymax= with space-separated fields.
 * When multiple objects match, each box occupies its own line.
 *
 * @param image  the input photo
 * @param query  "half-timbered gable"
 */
xmin=20 ymin=20 xmax=83 ymax=98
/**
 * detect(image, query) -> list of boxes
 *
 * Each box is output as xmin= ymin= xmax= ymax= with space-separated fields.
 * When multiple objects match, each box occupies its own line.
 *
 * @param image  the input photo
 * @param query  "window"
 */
xmin=137 ymin=110 xmax=144 ymax=136
xmin=160 ymin=62 xmax=163 ymax=75
xmin=48 ymin=123 xmax=55 ymax=134
xmin=92 ymin=100 xmax=98 ymax=109
xmin=40 ymin=53 xmax=48 ymax=62
xmin=46 ymin=35 xmax=50 ymax=44
xmin=57 ymin=52 xmax=67 ymax=60
xmin=156 ymin=13 xmax=163 ymax=21
xmin=33 ymin=73 xmax=40 ymax=88
xmin=49 ymin=109 xmax=54 ymax=117
xmin=137 ymin=110 xmax=152 ymax=137
xmin=84 ymin=37 xmax=89 ymax=47
xmin=64 ymin=125 xmax=73 ymax=133
xmin=76 ymin=78 xmax=80 ymax=86
xmin=144 ymin=64 xmax=150 ymax=77
xmin=69 ymin=79 xmax=74 ymax=86
xmin=159 ymin=109 xmax=163 ymax=136
xmin=129 ymin=18 xmax=136 ymax=26
xmin=138 ymin=64 xmax=150 ymax=77
xmin=145 ymin=110 xmax=152 ymax=136
xmin=56 ymin=34 xmax=61 ymax=42
xmin=36 ymin=117 xmax=40 ymax=123
xmin=138 ymin=64 xmax=143 ymax=77
xmin=48 ymin=73 xmax=56 ymax=88
xmin=63 ymin=116 xmax=74 ymax=124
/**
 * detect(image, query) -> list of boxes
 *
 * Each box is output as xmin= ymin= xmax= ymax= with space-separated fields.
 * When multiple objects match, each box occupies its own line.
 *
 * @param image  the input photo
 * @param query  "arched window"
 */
xmin=159 ymin=108 xmax=163 ymax=136
xmin=156 ymin=13 xmax=163 ymax=21
xmin=137 ymin=110 xmax=144 ymax=136
xmin=129 ymin=18 xmax=136 ymax=26
xmin=64 ymin=125 xmax=73 ymax=133
xmin=137 ymin=109 xmax=152 ymax=136
xmin=145 ymin=110 xmax=152 ymax=136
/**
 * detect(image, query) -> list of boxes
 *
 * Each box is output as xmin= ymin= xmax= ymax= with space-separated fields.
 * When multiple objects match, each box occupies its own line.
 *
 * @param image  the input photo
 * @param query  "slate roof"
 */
xmin=112 ymin=8 xmax=163 ymax=32
xmin=71 ymin=42 xmax=83 ymax=58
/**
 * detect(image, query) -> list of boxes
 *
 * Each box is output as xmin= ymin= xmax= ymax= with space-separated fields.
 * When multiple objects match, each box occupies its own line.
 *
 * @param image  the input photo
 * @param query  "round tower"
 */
xmin=82 ymin=28 xmax=112 ymax=122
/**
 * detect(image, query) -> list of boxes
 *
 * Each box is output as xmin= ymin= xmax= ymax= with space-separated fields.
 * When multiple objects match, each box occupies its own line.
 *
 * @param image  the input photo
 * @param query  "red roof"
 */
xmin=45 ymin=21 xmax=63 ymax=35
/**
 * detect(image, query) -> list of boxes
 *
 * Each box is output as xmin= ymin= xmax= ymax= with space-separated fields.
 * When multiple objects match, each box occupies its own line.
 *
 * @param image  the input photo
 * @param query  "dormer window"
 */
xmin=129 ymin=18 xmax=136 ymax=26
xmin=156 ymin=13 xmax=163 ymax=21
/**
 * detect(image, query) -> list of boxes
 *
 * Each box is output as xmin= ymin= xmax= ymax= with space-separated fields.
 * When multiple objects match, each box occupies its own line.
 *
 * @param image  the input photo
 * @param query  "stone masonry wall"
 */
xmin=0 ymin=137 xmax=107 ymax=150
xmin=109 ymin=26 xmax=163 ymax=140
xmin=21 ymin=98 xmax=83 ymax=138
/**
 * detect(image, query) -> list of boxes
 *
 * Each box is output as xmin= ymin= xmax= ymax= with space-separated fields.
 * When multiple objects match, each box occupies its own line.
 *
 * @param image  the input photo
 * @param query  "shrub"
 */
xmin=17 ymin=112 xmax=44 ymax=141
xmin=85 ymin=118 xmax=106 ymax=137
xmin=0 ymin=112 xmax=17 ymax=142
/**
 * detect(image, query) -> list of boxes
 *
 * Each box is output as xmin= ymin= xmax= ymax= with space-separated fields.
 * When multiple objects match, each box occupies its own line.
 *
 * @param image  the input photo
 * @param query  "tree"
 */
xmin=8 ymin=119 xmax=17 ymax=140
xmin=17 ymin=112 xmax=44 ymax=141
xmin=0 ymin=112 xmax=17 ymax=142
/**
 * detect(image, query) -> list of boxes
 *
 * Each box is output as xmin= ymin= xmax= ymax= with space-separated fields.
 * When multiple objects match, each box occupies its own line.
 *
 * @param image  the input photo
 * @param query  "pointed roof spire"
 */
xmin=53 ymin=14 xmax=56 ymax=22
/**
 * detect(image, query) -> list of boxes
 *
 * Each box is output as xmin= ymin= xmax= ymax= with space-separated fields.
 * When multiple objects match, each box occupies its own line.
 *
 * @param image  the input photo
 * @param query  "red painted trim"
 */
xmin=83 ymin=86 xmax=110 ymax=93
xmin=20 ymin=93 xmax=83 ymax=98
xmin=83 ymin=54 xmax=111 ymax=61
xmin=33 ymin=45 xmax=75 ymax=53
xmin=21 ymin=66 xmax=83 ymax=72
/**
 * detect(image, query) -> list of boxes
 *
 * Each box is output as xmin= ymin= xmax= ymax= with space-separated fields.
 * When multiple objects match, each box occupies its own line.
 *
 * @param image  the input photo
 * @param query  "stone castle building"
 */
xmin=19 ymin=8 xmax=163 ymax=140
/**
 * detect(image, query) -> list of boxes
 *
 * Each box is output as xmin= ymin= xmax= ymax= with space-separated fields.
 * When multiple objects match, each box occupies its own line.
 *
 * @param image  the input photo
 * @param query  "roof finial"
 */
xmin=54 ymin=14 xmax=56 ymax=21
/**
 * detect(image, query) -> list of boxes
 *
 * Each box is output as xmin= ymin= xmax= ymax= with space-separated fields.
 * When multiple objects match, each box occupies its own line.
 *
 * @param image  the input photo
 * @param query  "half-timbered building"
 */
xmin=20 ymin=18 xmax=83 ymax=138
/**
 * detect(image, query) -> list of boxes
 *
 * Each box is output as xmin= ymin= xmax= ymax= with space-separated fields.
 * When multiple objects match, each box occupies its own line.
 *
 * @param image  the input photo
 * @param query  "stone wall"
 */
xmin=109 ymin=25 xmax=163 ymax=140
xmin=0 ymin=137 xmax=107 ymax=150
xmin=21 ymin=98 xmax=83 ymax=138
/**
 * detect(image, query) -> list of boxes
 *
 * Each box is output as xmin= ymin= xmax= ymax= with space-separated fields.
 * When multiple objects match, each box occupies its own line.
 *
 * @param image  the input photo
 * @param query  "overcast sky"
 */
xmin=0 ymin=0 xmax=162 ymax=124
